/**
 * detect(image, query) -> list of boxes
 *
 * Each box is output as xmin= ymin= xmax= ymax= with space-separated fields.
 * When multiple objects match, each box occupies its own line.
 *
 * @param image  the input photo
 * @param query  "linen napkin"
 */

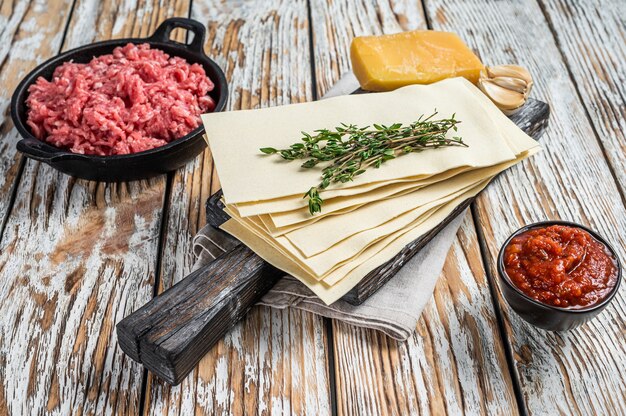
xmin=193 ymin=73 xmax=466 ymax=341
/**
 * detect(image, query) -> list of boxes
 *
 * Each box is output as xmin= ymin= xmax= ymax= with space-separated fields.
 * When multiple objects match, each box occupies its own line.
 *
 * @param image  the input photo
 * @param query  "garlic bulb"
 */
xmin=477 ymin=65 xmax=533 ymax=115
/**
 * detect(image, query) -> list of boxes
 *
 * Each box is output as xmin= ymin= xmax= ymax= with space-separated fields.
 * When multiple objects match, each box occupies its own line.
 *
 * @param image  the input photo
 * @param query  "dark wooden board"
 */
xmin=118 ymin=97 xmax=548 ymax=386
xmin=117 ymin=243 xmax=284 ymax=385
xmin=206 ymin=97 xmax=550 ymax=304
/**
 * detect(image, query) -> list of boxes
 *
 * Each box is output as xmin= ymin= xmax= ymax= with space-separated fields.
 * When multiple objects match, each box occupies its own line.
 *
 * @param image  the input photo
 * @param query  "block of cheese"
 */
xmin=350 ymin=30 xmax=484 ymax=91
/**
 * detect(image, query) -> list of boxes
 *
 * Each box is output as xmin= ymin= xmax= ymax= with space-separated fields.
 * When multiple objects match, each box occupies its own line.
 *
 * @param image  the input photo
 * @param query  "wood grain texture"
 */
xmin=310 ymin=0 xmax=519 ymax=413
xmin=118 ymin=244 xmax=283 ymax=385
xmin=309 ymin=0 xmax=426 ymax=98
xmin=0 ymin=0 xmax=74 ymax=235
xmin=333 ymin=217 xmax=519 ymax=415
xmin=539 ymin=0 xmax=626 ymax=195
xmin=424 ymin=0 xmax=626 ymax=414
xmin=143 ymin=0 xmax=332 ymax=414
xmin=3 ymin=1 xmax=624 ymax=414
xmin=0 ymin=1 xmax=190 ymax=414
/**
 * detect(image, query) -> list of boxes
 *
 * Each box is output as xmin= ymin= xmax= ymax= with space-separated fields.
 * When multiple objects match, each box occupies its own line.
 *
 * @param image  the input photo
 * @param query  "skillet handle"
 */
xmin=17 ymin=138 xmax=58 ymax=163
xmin=149 ymin=17 xmax=206 ymax=54
xmin=116 ymin=244 xmax=282 ymax=385
xmin=17 ymin=138 xmax=90 ymax=163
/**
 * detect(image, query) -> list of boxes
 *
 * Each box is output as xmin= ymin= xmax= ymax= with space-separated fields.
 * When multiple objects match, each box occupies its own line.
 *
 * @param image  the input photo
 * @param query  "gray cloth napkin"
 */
xmin=193 ymin=73 xmax=466 ymax=341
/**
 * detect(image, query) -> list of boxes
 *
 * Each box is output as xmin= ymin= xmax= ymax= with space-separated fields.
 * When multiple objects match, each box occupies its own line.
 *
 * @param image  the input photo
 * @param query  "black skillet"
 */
xmin=10 ymin=18 xmax=228 ymax=182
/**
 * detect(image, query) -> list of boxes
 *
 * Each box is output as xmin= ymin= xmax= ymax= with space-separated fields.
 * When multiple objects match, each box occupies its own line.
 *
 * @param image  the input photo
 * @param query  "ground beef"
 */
xmin=26 ymin=43 xmax=215 ymax=156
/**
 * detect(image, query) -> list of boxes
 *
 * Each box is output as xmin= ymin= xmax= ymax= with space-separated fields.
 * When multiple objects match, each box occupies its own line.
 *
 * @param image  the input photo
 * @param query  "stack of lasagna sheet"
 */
xmin=201 ymin=78 xmax=540 ymax=304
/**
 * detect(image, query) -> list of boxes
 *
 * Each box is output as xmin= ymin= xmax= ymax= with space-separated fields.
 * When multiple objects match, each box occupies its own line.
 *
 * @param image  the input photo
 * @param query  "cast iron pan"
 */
xmin=10 ymin=17 xmax=228 ymax=182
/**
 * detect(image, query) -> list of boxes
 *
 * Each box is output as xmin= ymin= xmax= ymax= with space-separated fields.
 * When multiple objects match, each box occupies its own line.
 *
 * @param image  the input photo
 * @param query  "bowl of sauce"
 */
xmin=497 ymin=221 xmax=621 ymax=331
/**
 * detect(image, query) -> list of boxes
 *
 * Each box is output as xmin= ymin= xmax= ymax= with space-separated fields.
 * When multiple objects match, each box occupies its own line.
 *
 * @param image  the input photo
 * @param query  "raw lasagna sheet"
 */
xmin=207 ymin=76 xmax=542 ymax=305
xmin=203 ymin=78 xmax=521 ymax=205
xmin=214 ymin=81 xmax=538 ymax=217
xmin=280 ymin=153 xmax=537 ymax=257
xmin=264 ymin=166 xmax=469 ymax=229
xmin=234 ymin=170 xmax=456 ymax=217
xmin=226 ymin=184 xmax=465 ymax=277
xmin=221 ymin=185 xmax=482 ymax=304
xmin=223 ymin=172 xmax=492 ymax=282
xmin=256 ymin=182 xmax=426 ymax=237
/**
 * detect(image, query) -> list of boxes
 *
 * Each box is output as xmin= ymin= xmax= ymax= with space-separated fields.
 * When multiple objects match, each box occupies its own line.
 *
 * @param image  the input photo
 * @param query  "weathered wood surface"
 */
xmin=0 ymin=0 xmax=75 ymax=237
xmin=309 ymin=0 xmax=521 ymax=414
xmin=424 ymin=0 xmax=626 ymax=414
xmin=332 ymin=217 xmax=520 ymax=415
xmin=142 ymin=1 xmax=332 ymax=414
xmin=1 ymin=0 xmax=626 ymax=414
xmin=0 ymin=0 xmax=190 ymax=414
xmin=539 ymin=0 xmax=626 ymax=198
xmin=118 ymin=243 xmax=283 ymax=385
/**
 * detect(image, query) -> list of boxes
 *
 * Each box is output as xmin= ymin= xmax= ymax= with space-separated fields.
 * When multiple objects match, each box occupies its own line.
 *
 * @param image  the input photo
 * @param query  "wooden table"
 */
xmin=1 ymin=0 xmax=624 ymax=414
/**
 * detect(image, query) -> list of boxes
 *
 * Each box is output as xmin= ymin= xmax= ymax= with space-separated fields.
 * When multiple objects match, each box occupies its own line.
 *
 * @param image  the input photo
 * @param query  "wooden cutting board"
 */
xmin=205 ymin=97 xmax=550 ymax=304
xmin=117 ymin=97 xmax=549 ymax=385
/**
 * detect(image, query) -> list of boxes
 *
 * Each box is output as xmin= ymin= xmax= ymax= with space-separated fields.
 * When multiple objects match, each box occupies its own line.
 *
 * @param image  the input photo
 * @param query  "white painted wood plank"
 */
xmin=540 ymin=0 xmax=626 ymax=194
xmin=332 ymin=216 xmax=519 ymax=415
xmin=0 ymin=0 xmax=74 ymax=233
xmin=424 ymin=0 xmax=626 ymax=414
xmin=0 ymin=1 xmax=191 ymax=413
xmin=310 ymin=1 xmax=519 ymax=414
xmin=143 ymin=1 xmax=332 ymax=414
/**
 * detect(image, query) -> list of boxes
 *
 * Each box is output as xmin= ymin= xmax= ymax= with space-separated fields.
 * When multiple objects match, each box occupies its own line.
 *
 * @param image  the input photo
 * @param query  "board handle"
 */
xmin=116 ymin=244 xmax=282 ymax=385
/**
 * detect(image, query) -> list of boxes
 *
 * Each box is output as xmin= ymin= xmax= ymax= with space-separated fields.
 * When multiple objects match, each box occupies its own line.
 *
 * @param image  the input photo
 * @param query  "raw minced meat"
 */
xmin=26 ymin=43 xmax=215 ymax=156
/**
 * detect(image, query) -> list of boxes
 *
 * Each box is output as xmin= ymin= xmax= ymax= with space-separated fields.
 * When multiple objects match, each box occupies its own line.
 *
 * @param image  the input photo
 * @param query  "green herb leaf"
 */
xmin=261 ymin=111 xmax=466 ymax=215
xmin=260 ymin=147 xmax=278 ymax=154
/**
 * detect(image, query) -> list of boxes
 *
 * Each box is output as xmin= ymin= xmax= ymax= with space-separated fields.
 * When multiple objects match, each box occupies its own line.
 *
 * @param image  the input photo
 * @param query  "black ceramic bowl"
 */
xmin=10 ymin=18 xmax=228 ymax=182
xmin=497 ymin=220 xmax=622 ymax=331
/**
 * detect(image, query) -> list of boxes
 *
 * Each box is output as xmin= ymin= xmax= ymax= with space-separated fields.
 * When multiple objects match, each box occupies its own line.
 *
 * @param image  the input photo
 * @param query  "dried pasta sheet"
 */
xmin=221 ymin=182 xmax=486 ymax=304
xmin=264 ymin=167 xmax=469 ymax=231
xmin=280 ymin=153 xmax=537 ymax=257
xmin=228 ymin=181 xmax=476 ymax=278
xmin=234 ymin=171 xmax=442 ymax=217
xmin=232 ymin=81 xmax=538 ymax=218
xmin=208 ymin=76 xmax=542 ymax=305
xmin=222 ymin=146 xmax=538 ymax=280
xmin=202 ymin=78 xmax=520 ymax=206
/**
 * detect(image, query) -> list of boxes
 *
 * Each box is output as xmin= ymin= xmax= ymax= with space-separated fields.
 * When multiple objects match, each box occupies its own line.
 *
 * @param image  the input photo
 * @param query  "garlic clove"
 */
xmin=486 ymin=65 xmax=533 ymax=85
xmin=478 ymin=65 xmax=533 ymax=115
xmin=490 ymin=76 xmax=530 ymax=95
xmin=478 ymin=80 xmax=526 ymax=110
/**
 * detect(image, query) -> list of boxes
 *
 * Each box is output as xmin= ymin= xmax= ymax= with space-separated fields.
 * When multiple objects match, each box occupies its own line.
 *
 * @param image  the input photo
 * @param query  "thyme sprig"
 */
xmin=260 ymin=111 xmax=466 ymax=215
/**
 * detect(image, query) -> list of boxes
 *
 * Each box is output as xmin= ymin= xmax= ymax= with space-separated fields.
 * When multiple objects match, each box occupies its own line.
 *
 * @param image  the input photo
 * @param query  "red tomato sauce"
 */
xmin=503 ymin=225 xmax=619 ymax=309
